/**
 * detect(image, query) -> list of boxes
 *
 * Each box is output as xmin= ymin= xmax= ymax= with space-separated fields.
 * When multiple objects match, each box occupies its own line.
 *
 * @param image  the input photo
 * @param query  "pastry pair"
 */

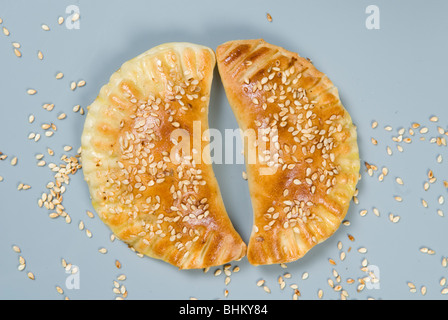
xmin=81 ymin=40 xmax=360 ymax=269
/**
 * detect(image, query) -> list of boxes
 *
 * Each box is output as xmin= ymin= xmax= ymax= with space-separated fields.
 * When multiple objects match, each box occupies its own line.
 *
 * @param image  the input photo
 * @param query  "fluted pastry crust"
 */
xmin=81 ymin=42 xmax=246 ymax=269
xmin=217 ymin=39 xmax=360 ymax=266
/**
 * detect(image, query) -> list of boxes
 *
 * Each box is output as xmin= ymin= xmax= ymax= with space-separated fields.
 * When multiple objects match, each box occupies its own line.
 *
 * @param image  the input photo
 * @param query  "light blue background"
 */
xmin=0 ymin=0 xmax=447 ymax=299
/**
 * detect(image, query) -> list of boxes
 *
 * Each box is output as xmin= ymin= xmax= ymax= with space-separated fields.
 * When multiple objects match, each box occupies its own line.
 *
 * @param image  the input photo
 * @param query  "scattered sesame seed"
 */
xmin=421 ymin=286 xmax=427 ymax=295
xmin=71 ymin=13 xmax=80 ymax=22
xmin=429 ymin=116 xmax=438 ymax=122
xmin=14 ymin=48 xmax=22 ymax=57
xmin=358 ymin=247 xmax=367 ymax=254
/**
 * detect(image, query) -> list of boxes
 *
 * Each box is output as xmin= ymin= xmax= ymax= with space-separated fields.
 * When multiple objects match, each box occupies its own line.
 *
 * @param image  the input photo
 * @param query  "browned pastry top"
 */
xmin=82 ymin=43 xmax=246 ymax=269
xmin=217 ymin=39 xmax=360 ymax=265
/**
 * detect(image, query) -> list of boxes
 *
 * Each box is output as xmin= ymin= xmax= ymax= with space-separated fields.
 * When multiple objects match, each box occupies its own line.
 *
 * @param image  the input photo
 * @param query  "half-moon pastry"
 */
xmin=81 ymin=42 xmax=246 ymax=269
xmin=216 ymin=39 xmax=360 ymax=266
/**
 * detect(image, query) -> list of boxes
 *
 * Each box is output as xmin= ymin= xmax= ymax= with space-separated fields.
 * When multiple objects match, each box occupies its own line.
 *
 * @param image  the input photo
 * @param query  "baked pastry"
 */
xmin=81 ymin=42 xmax=246 ymax=269
xmin=216 ymin=39 xmax=360 ymax=266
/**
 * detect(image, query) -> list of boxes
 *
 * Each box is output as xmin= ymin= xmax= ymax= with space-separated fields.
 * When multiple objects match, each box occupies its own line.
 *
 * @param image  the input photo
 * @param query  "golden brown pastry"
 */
xmin=216 ymin=39 xmax=360 ymax=266
xmin=81 ymin=42 xmax=246 ymax=269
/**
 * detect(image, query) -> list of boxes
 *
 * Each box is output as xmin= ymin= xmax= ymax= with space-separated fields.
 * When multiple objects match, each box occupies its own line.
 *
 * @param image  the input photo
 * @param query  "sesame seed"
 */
xmin=429 ymin=116 xmax=438 ymax=122
xmin=420 ymin=127 xmax=429 ymax=134
xmin=358 ymin=247 xmax=367 ymax=254
xmin=72 ymin=13 xmax=80 ymax=22
xmin=2 ymin=26 xmax=10 ymax=36
xmin=421 ymin=286 xmax=427 ymax=295
xmin=14 ymin=48 xmax=22 ymax=57
xmin=317 ymin=289 xmax=323 ymax=299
